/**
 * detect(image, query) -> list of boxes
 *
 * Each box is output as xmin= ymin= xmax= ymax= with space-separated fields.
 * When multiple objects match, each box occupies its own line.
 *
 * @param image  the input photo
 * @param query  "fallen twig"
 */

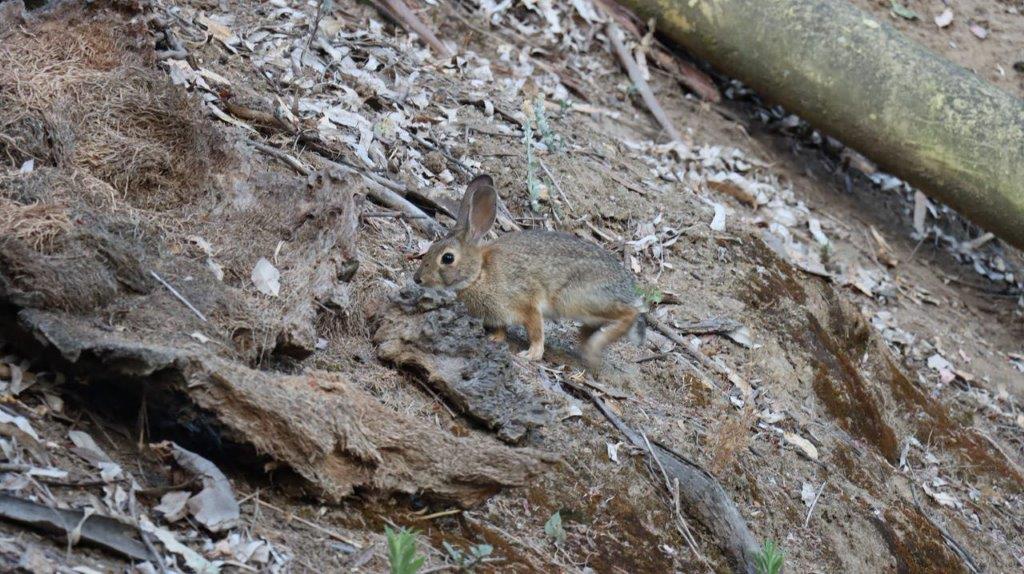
xmin=252 ymin=142 xmax=308 ymax=176
xmin=606 ymin=22 xmax=683 ymax=143
xmin=375 ymin=0 xmax=452 ymax=58
xmin=803 ymin=480 xmax=827 ymax=528
xmin=649 ymin=316 xmax=753 ymax=397
xmin=139 ymin=527 xmax=170 ymax=574
xmin=222 ymin=100 xmax=293 ymax=132
xmin=293 ymin=0 xmax=330 ymax=115
xmin=250 ymin=140 xmax=446 ymax=237
xmin=413 ymin=508 xmax=461 ymax=521
xmin=673 ymin=317 xmax=743 ymax=336
xmin=248 ymin=496 xmax=363 ymax=549
xmin=537 ymin=158 xmax=570 ymax=217
xmin=909 ymin=478 xmax=981 ymax=574
xmin=150 ymin=271 xmax=208 ymax=322
xmin=359 ymin=174 xmax=447 ymax=237
xmin=561 ymin=379 xmax=760 ymax=572
xmin=641 ymin=433 xmax=713 ymax=571
xmin=975 ymin=430 xmax=1024 ymax=479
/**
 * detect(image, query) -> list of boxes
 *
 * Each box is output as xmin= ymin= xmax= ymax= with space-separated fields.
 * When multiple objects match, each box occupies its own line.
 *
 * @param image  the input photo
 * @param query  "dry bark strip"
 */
xmin=0 ymin=493 xmax=156 ymax=562
xmin=13 ymin=309 xmax=556 ymax=507
xmin=563 ymin=380 xmax=761 ymax=574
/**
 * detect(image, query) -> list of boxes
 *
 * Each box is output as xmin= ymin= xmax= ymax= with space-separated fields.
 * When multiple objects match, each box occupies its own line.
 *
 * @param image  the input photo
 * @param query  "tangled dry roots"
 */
xmin=0 ymin=3 xmax=224 ymax=213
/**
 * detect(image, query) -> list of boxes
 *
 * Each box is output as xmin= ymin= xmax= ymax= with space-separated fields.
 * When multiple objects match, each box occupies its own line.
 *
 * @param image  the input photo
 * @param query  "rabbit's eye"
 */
xmin=441 ymin=253 xmax=455 ymax=265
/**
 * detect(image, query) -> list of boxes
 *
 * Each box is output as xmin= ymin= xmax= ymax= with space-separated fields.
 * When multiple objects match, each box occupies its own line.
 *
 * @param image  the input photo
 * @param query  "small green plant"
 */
xmin=635 ymin=284 xmax=663 ymax=306
xmin=442 ymin=541 xmax=493 ymax=572
xmin=385 ymin=526 xmax=425 ymax=574
xmin=754 ymin=539 xmax=784 ymax=574
xmin=523 ymin=119 xmax=542 ymax=212
xmin=543 ymin=511 xmax=566 ymax=544
xmin=819 ymin=241 xmax=834 ymax=265
xmin=557 ymin=99 xmax=572 ymax=117
xmin=532 ymin=96 xmax=562 ymax=153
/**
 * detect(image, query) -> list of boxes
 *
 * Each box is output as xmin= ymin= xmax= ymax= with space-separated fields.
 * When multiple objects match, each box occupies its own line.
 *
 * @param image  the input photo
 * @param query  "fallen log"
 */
xmin=617 ymin=0 xmax=1024 ymax=249
xmin=374 ymin=285 xmax=552 ymax=445
xmin=10 ymin=308 xmax=555 ymax=507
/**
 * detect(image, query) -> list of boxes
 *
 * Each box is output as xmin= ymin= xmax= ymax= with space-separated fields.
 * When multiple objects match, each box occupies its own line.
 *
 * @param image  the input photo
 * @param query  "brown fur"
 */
xmin=414 ymin=175 xmax=644 ymax=369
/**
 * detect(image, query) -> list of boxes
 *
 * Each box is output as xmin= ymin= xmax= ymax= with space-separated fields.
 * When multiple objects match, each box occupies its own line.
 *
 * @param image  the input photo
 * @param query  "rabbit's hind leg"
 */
xmin=583 ymin=307 xmax=639 ymax=369
xmin=578 ymin=321 xmax=604 ymax=343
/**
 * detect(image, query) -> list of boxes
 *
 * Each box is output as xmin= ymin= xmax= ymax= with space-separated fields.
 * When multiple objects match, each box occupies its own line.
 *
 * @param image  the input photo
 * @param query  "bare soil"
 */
xmin=0 ymin=0 xmax=1022 ymax=573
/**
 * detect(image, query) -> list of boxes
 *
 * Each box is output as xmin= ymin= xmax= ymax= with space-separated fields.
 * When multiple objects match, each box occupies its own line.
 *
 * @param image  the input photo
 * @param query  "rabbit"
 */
xmin=413 ymin=174 xmax=646 ymax=370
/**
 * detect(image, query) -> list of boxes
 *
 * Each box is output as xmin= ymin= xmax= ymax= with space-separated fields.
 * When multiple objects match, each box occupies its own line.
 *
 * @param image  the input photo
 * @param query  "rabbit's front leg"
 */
xmin=517 ymin=304 xmax=545 ymax=361
xmin=486 ymin=325 xmax=507 ymax=343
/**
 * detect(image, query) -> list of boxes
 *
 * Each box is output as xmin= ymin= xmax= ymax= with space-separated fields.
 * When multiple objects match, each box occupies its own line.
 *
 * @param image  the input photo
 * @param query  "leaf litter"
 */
xmin=0 ymin=0 xmax=1022 ymax=572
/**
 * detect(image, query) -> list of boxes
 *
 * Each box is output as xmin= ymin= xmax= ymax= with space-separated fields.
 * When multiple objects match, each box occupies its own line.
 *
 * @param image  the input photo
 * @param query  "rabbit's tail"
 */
xmin=628 ymin=313 xmax=647 ymax=346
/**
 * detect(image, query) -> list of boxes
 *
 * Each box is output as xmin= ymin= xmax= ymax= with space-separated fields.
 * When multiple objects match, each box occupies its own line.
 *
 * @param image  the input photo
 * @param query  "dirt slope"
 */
xmin=0 ymin=0 xmax=1022 ymax=573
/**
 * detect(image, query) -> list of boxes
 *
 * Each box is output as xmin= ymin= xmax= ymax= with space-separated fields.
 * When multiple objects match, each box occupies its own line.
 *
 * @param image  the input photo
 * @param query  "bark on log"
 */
xmin=617 ymin=0 xmax=1024 ymax=249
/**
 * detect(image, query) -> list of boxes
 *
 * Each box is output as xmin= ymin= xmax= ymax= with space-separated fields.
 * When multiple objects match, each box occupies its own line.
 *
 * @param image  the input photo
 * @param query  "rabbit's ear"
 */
xmin=457 ymin=175 xmax=492 ymax=226
xmin=462 ymin=175 xmax=496 ymax=245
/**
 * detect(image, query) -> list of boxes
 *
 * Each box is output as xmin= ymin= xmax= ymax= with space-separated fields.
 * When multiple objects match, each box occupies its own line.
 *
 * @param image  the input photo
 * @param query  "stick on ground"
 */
xmin=0 ymin=493 xmax=156 ymax=562
xmin=606 ymin=21 xmax=683 ymax=143
xmin=649 ymin=316 xmax=753 ymax=396
xmin=251 ymin=141 xmax=446 ymax=237
xmin=150 ymin=271 xmax=208 ymax=322
xmin=376 ymin=0 xmax=452 ymax=58
xmin=561 ymin=379 xmax=761 ymax=573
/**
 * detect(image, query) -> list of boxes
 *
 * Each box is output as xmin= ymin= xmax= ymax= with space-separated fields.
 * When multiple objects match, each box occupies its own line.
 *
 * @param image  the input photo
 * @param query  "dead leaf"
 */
xmin=784 ymin=431 xmax=819 ymax=461
xmin=890 ymin=1 xmax=919 ymax=20
xmin=840 ymin=148 xmax=876 ymax=174
xmin=912 ymin=191 xmax=928 ymax=236
xmin=725 ymin=327 xmax=760 ymax=349
xmin=142 ymin=517 xmax=221 ymax=573
xmin=197 ymin=14 xmax=239 ymax=47
xmin=68 ymin=430 xmax=113 ymax=464
xmin=154 ymin=491 xmax=191 ymax=523
xmin=808 ymin=218 xmax=830 ymax=247
xmin=926 ymin=353 xmax=952 ymax=372
xmin=709 ymin=202 xmax=727 ymax=232
xmin=251 ymin=257 xmax=281 ymax=297
xmin=868 ymin=226 xmax=898 ymax=267
xmin=800 ymin=482 xmax=817 ymax=507
xmin=0 ymin=410 xmax=40 ymax=441
xmin=154 ymin=442 xmax=240 ymax=532
xmin=606 ymin=442 xmax=622 ymax=463
xmin=707 ymin=173 xmax=758 ymax=207
xmin=922 ymin=482 xmax=961 ymax=509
